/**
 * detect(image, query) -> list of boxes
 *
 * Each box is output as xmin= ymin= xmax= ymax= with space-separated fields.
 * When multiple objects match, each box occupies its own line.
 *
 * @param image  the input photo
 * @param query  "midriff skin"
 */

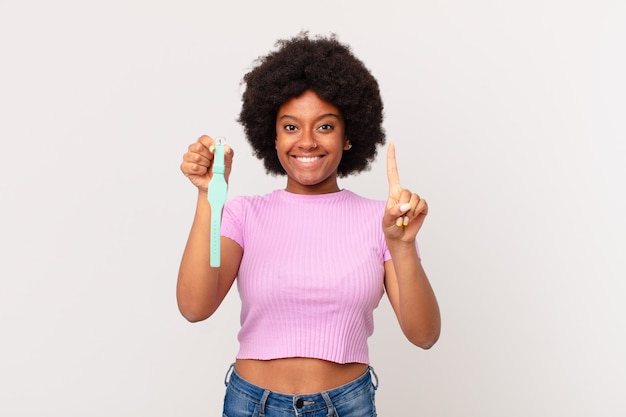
xmin=235 ymin=358 xmax=369 ymax=394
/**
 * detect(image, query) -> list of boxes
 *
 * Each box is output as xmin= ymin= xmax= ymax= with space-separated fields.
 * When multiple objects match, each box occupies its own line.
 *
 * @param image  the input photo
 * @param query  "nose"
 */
xmin=297 ymin=130 xmax=317 ymax=150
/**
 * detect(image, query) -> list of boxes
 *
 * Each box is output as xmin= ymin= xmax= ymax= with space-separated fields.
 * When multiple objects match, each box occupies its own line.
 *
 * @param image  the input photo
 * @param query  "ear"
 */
xmin=344 ymin=138 xmax=352 ymax=150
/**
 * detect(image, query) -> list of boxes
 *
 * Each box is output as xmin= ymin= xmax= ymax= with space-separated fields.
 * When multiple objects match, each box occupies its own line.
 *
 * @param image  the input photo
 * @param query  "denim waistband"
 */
xmin=224 ymin=363 xmax=378 ymax=414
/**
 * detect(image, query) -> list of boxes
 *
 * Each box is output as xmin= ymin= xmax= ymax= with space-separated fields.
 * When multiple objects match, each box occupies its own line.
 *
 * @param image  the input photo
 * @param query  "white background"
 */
xmin=1 ymin=0 xmax=625 ymax=416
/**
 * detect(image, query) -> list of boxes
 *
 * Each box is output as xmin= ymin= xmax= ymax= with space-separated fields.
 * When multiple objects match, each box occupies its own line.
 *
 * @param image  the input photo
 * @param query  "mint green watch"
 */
xmin=207 ymin=137 xmax=228 ymax=267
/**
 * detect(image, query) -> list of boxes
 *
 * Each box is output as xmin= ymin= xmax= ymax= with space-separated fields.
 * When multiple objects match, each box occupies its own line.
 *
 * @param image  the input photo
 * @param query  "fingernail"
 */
xmin=209 ymin=145 xmax=215 ymax=153
xmin=403 ymin=216 xmax=410 ymax=226
xmin=396 ymin=217 xmax=404 ymax=227
xmin=399 ymin=203 xmax=411 ymax=213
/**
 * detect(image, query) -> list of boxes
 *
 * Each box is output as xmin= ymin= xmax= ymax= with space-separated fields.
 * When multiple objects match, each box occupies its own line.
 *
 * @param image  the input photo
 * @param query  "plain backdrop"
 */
xmin=1 ymin=0 xmax=625 ymax=416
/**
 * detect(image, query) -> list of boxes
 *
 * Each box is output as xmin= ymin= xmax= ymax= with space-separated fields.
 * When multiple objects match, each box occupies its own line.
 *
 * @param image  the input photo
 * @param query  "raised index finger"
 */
xmin=386 ymin=142 xmax=401 ymax=194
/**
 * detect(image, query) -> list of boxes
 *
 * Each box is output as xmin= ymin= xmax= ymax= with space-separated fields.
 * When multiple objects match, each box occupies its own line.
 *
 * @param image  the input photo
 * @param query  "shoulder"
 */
xmin=225 ymin=189 xmax=282 ymax=208
xmin=342 ymin=189 xmax=386 ymax=211
xmin=223 ymin=190 xmax=286 ymax=221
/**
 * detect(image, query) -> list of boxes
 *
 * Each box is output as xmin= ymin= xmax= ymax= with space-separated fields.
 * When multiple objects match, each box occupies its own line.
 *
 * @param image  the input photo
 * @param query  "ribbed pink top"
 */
xmin=221 ymin=189 xmax=394 ymax=364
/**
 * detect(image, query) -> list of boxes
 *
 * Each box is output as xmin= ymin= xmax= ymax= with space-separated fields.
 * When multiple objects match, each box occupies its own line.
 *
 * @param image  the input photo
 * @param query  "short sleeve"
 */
xmin=382 ymin=240 xmax=421 ymax=262
xmin=221 ymin=196 xmax=245 ymax=249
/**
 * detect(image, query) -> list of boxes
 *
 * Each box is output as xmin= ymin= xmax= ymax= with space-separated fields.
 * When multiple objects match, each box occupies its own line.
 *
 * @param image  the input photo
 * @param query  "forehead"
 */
xmin=277 ymin=90 xmax=341 ymax=119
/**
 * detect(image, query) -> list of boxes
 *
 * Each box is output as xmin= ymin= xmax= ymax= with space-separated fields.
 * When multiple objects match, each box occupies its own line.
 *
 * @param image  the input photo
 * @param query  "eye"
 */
xmin=318 ymin=123 xmax=334 ymax=131
xmin=283 ymin=124 xmax=297 ymax=131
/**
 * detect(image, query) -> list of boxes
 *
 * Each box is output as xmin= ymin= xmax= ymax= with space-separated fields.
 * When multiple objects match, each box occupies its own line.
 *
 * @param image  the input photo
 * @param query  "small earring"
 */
xmin=347 ymin=143 xmax=352 ymax=150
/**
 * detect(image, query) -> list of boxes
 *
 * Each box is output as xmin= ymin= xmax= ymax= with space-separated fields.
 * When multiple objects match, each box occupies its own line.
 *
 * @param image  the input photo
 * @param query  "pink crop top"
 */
xmin=220 ymin=189 xmax=395 ymax=365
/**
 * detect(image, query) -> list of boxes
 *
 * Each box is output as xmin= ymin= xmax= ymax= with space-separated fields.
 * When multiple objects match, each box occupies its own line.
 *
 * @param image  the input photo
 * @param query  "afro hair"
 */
xmin=238 ymin=32 xmax=386 ymax=177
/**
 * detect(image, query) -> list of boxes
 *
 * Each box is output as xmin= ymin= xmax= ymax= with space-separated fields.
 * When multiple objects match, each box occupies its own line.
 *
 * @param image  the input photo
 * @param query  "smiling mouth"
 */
xmin=294 ymin=156 xmax=322 ymax=163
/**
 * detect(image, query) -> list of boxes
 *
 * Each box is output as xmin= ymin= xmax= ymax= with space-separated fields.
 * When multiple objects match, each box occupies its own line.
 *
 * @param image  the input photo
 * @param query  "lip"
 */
xmin=292 ymin=155 xmax=324 ymax=163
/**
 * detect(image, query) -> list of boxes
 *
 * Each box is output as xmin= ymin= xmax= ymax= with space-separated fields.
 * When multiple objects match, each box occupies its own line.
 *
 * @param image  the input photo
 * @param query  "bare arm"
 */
xmin=382 ymin=143 xmax=441 ymax=348
xmin=384 ymin=246 xmax=440 ymax=348
xmin=176 ymin=135 xmax=241 ymax=322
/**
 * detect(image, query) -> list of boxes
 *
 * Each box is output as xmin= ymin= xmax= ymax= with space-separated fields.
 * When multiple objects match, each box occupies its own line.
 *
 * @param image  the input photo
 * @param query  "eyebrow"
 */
xmin=278 ymin=113 xmax=342 ymax=122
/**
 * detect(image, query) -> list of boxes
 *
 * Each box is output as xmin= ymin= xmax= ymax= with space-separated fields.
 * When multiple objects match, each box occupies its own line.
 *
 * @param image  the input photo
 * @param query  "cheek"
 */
xmin=275 ymin=136 xmax=293 ymax=152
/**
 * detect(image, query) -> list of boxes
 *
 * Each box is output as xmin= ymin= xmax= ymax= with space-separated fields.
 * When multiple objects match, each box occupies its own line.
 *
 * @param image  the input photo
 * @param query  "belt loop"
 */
xmin=224 ymin=363 xmax=235 ymax=387
xmin=321 ymin=391 xmax=336 ymax=417
xmin=259 ymin=390 xmax=270 ymax=417
xmin=368 ymin=366 xmax=379 ymax=390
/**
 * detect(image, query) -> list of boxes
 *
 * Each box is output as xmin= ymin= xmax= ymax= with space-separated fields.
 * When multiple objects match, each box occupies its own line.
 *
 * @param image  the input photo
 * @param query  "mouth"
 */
xmin=293 ymin=155 xmax=323 ymax=163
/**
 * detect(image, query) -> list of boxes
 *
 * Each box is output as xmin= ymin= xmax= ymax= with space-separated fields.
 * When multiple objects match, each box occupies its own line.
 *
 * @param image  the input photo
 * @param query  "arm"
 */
xmin=384 ymin=245 xmax=440 ymax=349
xmin=177 ymin=135 xmax=241 ymax=322
xmin=382 ymin=143 xmax=441 ymax=348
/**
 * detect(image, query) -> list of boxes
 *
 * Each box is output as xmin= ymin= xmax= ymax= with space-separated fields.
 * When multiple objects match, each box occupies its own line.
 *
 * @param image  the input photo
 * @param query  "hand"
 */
xmin=383 ymin=142 xmax=428 ymax=242
xmin=180 ymin=135 xmax=234 ymax=192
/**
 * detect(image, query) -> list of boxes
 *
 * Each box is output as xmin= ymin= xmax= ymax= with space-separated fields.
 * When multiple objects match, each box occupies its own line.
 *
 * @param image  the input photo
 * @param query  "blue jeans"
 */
xmin=222 ymin=364 xmax=378 ymax=417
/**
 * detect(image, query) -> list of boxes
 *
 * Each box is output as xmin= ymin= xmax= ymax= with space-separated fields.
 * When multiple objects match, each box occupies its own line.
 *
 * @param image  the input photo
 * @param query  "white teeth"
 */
xmin=296 ymin=156 xmax=321 ymax=163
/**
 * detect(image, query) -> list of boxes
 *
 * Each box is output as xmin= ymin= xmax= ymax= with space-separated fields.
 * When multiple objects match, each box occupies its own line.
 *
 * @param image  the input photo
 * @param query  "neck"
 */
xmin=285 ymin=178 xmax=341 ymax=195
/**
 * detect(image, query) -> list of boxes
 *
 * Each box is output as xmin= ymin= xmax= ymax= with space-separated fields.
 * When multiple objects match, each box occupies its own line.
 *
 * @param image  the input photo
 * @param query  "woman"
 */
xmin=178 ymin=32 xmax=440 ymax=416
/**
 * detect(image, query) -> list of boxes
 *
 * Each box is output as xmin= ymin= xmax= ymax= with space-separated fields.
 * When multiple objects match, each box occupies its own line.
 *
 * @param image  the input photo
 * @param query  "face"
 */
xmin=275 ymin=90 xmax=350 ymax=194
